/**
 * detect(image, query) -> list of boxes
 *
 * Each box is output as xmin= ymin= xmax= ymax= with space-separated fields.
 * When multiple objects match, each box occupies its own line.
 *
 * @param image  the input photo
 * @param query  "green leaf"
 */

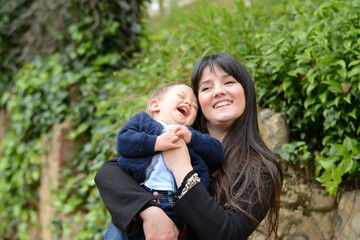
xmin=334 ymin=96 xmax=341 ymax=107
xmin=343 ymin=137 xmax=353 ymax=150
xmin=304 ymin=97 xmax=315 ymax=108
xmin=348 ymin=66 xmax=360 ymax=78
xmin=337 ymin=68 xmax=347 ymax=79
xmin=332 ymin=167 xmax=344 ymax=184
xmin=323 ymin=180 xmax=338 ymax=196
xmin=322 ymin=135 xmax=332 ymax=145
xmin=334 ymin=59 xmax=346 ymax=69
xmin=68 ymin=123 xmax=89 ymax=140
xmin=348 ymin=108 xmax=357 ymax=119
xmin=341 ymin=157 xmax=355 ymax=173
xmin=348 ymin=60 xmax=360 ymax=68
xmin=317 ymin=157 xmax=335 ymax=171
xmin=343 ymin=40 xmax=352 ymax=50
xmin=279 ymin=79 xmax=292 ymax=91
xmin=316 ymin=171 xmax=331 ymax=183
xmin=333 ymin=144 xmax=348 ymax=156
xmin=306 ymin=82 xmax=319 ymax=96
xmin=323 ymin=80 xmax=343 ymax=93
xmin=319 ymin=91 xmax=328 ymax=103
xmin=343 ymin=94 xmax=351 ymax=104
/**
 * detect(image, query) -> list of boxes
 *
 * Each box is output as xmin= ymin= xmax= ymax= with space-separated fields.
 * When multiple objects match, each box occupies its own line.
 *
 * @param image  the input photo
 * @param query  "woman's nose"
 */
xmin=213 ymin=86 xmax=225 ymax=97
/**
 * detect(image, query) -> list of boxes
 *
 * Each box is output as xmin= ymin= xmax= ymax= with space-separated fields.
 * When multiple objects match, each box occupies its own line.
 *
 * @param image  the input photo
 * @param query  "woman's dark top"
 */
xmin=95 ymin=159 xmax=268 ymax=240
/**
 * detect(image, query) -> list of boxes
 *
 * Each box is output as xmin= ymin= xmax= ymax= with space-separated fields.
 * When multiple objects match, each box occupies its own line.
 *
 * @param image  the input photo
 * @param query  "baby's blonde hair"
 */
xmin=146 ymin=82 xmax=191 ymax=116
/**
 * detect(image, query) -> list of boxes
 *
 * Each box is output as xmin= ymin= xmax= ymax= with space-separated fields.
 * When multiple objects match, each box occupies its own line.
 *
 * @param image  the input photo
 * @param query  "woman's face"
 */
xmin=197 ymin=65 xmax=246 ymax=133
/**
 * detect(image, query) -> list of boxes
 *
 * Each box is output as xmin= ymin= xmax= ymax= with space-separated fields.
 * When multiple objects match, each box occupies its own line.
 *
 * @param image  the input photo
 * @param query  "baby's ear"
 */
xmin=149 ymin=99 xmax=160 ymax=112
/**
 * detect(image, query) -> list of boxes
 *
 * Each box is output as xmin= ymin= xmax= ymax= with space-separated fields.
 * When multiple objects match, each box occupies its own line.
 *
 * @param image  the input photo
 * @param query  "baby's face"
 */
xmin=156 ymin=85 xmax=198 ymax=126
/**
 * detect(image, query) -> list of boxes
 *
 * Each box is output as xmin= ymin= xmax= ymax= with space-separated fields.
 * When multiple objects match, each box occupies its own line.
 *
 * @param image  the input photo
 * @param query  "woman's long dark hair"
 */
xmin=191 ymin=53 xmax=283 ymax=239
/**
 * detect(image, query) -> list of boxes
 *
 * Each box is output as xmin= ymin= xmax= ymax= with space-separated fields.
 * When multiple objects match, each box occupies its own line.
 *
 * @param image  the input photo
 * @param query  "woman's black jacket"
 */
xmin=95 ymin=159 xmax=267 ymax=240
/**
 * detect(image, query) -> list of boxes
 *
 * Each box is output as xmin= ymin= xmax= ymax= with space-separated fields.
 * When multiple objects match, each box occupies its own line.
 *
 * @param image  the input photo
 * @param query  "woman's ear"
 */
xmin=149 ymin=99 xmax=160 ymax=112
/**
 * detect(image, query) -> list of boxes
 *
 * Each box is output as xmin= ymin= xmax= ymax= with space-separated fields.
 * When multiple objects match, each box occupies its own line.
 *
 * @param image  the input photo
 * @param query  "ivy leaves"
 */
xmin=315 ymin=137 xmax=359 ymax=195
xmin=0 ymin=0 xmax=149 ymax=238
xmin=251 ymin=0 xmax=360 ymax=195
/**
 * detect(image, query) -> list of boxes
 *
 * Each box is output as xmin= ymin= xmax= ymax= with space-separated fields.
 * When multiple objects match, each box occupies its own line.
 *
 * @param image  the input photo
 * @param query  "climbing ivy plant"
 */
xmin=0 ymin=0 xmax=149 ymax=239
xmin=249 ymin=0 xmax=360 ymax=195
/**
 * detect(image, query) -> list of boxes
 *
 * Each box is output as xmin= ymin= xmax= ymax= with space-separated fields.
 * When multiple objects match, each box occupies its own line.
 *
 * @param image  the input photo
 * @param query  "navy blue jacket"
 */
xmin=116 ymin=112 xmax=224 ymax=189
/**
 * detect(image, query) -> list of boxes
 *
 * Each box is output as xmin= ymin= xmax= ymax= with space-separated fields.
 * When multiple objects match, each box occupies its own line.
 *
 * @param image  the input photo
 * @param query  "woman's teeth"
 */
xmin=214 ymin=101 xmax=231 ymax=109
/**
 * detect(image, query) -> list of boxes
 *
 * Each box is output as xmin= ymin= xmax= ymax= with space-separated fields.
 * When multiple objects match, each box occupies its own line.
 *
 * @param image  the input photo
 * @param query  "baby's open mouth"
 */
xmin=177 ymin=106 xmax=189 ymax=117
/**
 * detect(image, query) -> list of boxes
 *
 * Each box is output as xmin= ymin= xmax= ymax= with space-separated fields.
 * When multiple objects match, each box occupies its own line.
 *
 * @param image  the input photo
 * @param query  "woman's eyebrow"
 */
xmin=199 ymin=75 xmax=230 ymax=86
xmin=199 ymin=80 xmax=211 ymax=86
xmin=222 ymin=74 xmax=231 ymax=78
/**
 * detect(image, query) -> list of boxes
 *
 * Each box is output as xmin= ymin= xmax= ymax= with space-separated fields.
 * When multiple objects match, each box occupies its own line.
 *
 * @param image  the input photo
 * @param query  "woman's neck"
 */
xmin=207 ymin=124 xmax=229 ymax=142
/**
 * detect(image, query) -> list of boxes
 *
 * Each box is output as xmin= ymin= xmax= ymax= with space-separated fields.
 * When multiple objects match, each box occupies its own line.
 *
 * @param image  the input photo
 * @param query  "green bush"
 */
xmin=249 ymin=0 xmax=360 ymax=195
xmin=0 ymin=0 xmax=149 ymax=238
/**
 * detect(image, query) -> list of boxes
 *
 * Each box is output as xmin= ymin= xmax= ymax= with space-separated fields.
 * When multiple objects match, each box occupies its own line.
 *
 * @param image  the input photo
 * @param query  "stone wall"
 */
xmin=251 ymin=184 xmax=360 ymax=240
xmin=256 ymin=108 xmax=360 ymax=240
xmin=336 ymin=191 xmax=360 ymax=240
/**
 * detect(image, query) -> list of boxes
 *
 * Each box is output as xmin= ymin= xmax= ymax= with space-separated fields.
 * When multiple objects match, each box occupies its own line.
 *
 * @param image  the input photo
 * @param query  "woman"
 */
xmin=95 ymin=53 xmax=283 ymax=240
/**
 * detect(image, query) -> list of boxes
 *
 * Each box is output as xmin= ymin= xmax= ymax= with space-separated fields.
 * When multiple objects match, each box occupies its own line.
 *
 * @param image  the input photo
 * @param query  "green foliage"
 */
xmin=248 ymin=0 xmax=360 ymax=194
xmin=275 ymin=141 xmax=312 ymax=169
xmin=315 ymin=137 xmax=360 ymax=195
xmin=0 ymin=0 xmax=148 ymax=106
xmin=0 ymin=136 xmax=40 ymax=238
xmin=0 ymin=0 xmax=149 ymax=239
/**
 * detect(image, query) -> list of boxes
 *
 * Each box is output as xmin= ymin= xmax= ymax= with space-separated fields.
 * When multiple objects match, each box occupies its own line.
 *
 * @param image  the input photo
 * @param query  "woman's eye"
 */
xmin=201 ymin=87 xmax=210 ymax=92
xmin=225 ymin=81 xmax=235 ymax=85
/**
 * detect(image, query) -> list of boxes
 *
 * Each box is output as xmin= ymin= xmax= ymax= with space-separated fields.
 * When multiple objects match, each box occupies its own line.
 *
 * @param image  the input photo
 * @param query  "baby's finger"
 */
xmin=171 ymin=135 xmax=180 ymax=142
xmin=171 ymin=126 xmax=182 ymax=133
xmin=175 ymin=129 xmax=184 ymax=136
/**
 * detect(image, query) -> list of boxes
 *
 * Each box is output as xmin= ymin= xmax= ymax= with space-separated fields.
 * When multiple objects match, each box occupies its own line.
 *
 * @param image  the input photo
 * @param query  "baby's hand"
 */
xmin=171 ymin=126 xmax=192 ymax=144
xmin=154 ymin=131 xmax=181 ymax=152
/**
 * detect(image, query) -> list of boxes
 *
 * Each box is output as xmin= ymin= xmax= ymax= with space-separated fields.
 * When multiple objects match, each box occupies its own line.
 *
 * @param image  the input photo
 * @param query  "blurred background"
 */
xmin=0 ymin=0 xmax=359 ymax=239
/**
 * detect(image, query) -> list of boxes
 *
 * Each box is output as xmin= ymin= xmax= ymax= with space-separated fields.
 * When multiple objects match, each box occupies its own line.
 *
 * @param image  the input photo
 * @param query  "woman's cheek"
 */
xmin=198 ymin=93 xmax=209 ymax=112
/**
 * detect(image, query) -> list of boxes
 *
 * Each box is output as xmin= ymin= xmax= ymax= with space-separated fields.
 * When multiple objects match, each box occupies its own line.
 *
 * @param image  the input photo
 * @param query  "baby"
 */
xmin=116 ymin=82 xmax=224 ymax=239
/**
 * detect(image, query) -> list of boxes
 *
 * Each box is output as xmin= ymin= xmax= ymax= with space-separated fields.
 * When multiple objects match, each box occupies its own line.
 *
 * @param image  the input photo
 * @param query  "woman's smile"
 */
xmin=213 ymin=100 xmax=232 ymax=109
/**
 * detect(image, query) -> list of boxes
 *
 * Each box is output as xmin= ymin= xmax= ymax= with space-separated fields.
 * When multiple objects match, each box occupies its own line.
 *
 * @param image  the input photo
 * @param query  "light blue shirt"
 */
xmin=142 ymin=122 xmax=177 ymax=191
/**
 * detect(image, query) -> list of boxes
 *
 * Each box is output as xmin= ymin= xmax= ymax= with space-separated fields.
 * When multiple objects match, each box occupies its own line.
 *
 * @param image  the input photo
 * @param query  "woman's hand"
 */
xmin=140 ymin=206 xmax=179 ymax=240
xmin=162 ymin=138 xmax=193 ymax=187
xmin=154 ymin=130 xmax=181 ymax=152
